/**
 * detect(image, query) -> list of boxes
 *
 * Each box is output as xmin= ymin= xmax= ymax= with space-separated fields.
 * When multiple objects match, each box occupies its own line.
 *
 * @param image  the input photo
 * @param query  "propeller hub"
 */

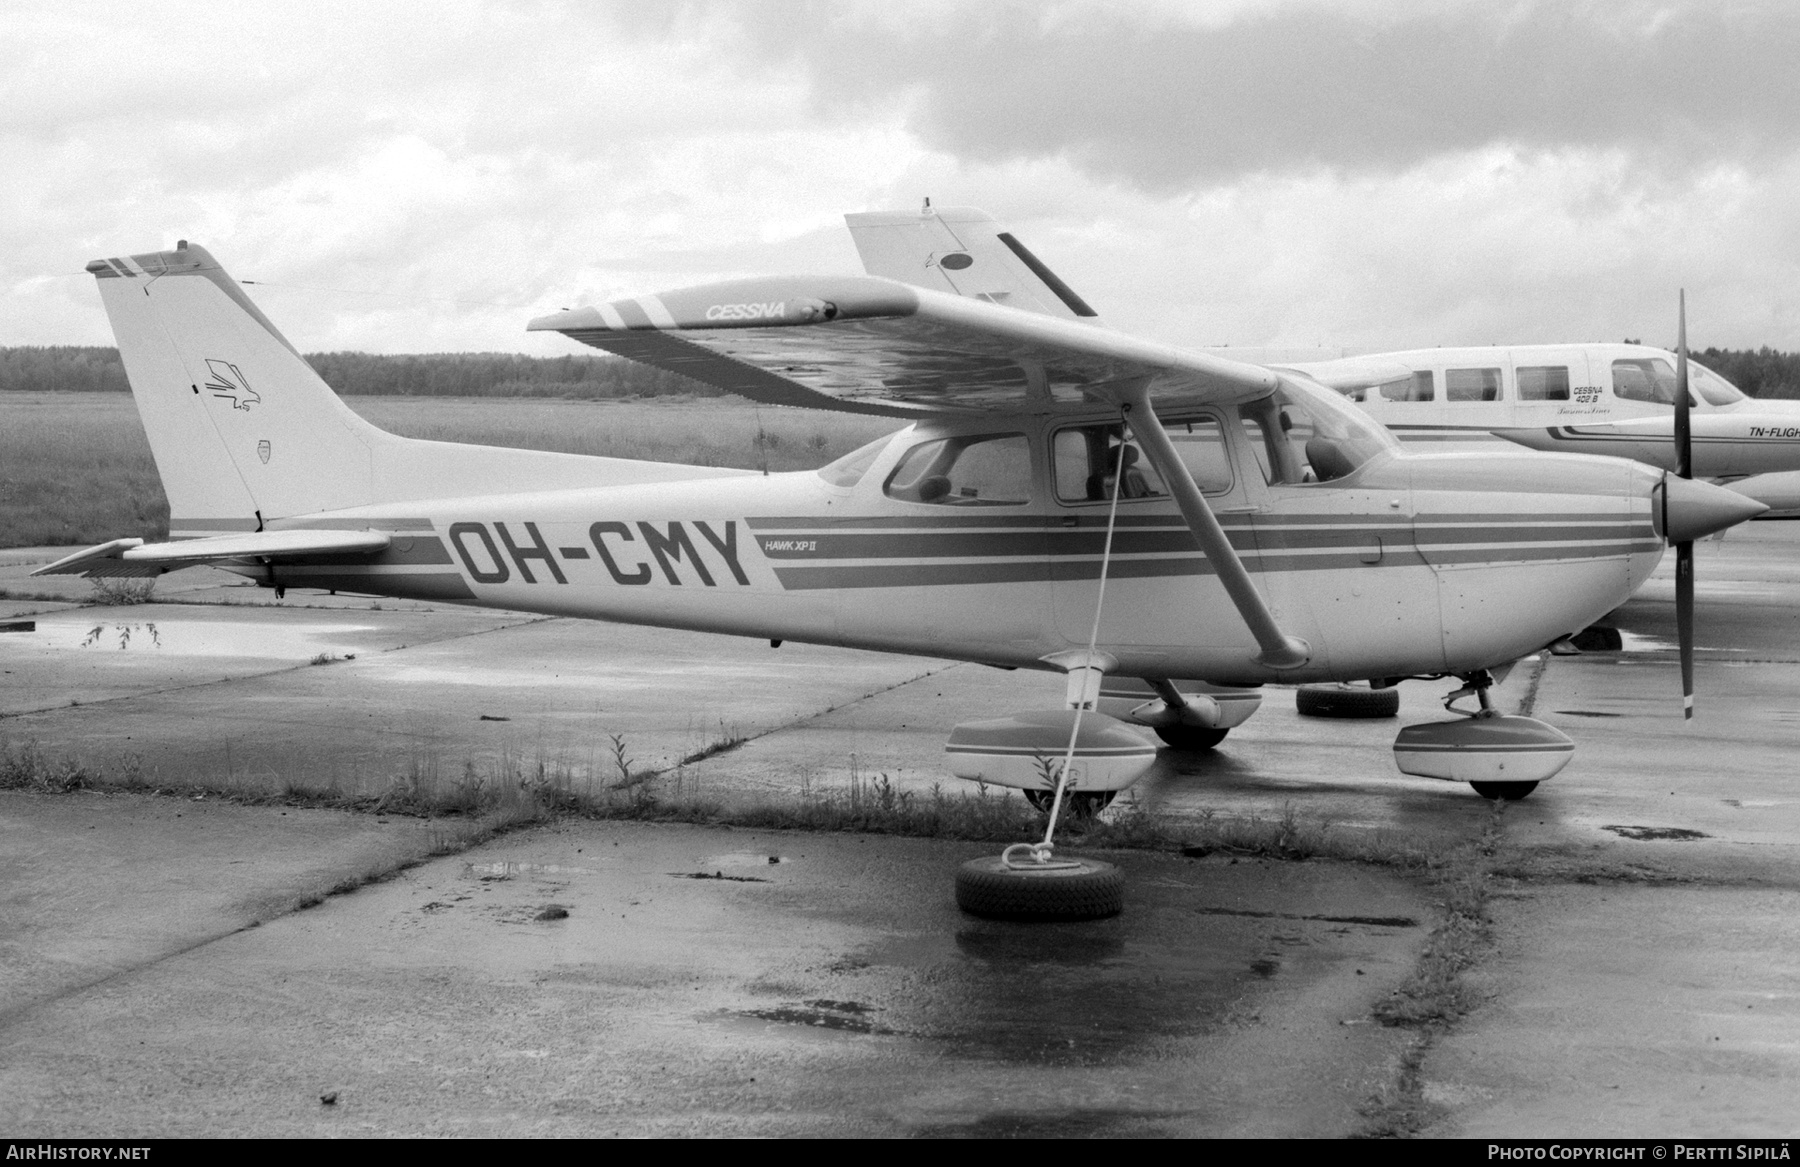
xmin=1655 ymin=474 xmax=1769 ymax=543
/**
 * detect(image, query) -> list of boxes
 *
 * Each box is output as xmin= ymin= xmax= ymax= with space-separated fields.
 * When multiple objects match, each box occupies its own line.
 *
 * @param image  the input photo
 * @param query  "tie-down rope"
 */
xmin=1005 ymin=404 xmax=1133 ymax=867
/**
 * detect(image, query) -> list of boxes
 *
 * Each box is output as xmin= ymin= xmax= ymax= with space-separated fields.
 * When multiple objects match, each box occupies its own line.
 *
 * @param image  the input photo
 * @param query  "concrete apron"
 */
xmin=0 ymin=797 xmax=1427 ymax=1137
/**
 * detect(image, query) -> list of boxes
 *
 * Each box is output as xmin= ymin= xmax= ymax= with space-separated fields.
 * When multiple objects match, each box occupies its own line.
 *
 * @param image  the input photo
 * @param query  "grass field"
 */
xmin=0 ymin=392 xmax=904 ymax=548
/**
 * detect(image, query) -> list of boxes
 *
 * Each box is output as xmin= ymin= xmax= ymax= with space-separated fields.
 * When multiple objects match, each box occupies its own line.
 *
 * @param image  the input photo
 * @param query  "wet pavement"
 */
xmin=2 ymin=525 xmax=1800 ymax=1135
xmin=0 ymin=811 xmax=1423 ymax=1137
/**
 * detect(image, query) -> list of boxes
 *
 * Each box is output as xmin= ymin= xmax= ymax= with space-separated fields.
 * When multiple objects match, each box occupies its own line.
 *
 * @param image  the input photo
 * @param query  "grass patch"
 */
xmin=1355 ymin=801 xmax=1508 ymax=1137
xmin=0 ymin=394 xmax=166 ymax=547
xmin=0 ymin=732 xmax=1448 ymax=872
xmin=88 ymin=576 xmax=157 ymax=605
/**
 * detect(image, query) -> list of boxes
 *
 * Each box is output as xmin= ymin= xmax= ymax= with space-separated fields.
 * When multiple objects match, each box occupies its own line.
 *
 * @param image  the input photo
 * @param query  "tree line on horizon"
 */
xmin=5 ymin=343 xmax=1800 ymax=400
xmin=0 ymin=346 xmax=718 ymax=399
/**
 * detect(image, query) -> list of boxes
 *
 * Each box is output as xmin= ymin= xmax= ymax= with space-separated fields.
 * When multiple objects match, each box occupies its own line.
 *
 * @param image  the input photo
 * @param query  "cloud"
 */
xmin=3 ymin=0 xmax=1797 ymax=356
xmin=729 ymin=0 xmax=1800 ymax=189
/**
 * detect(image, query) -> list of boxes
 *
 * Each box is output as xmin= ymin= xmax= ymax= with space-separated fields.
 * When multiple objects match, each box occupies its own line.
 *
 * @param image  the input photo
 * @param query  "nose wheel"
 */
xmin=1471 ymin=781 xmax=1539 ymax=801
xmin=1152 ymin=724 xmax=1230 ymax=751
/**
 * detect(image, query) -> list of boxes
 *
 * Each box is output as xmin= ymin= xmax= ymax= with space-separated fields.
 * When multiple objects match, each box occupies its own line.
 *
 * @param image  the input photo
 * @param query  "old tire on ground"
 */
xmin=1022 ymin=789 xmax=1117 ymax=815
xmin=1295 ymin=683 xmax=1400 ymax=719
xmin=1471 ymin=780 xmax=1539 ymax=801
xmin=954 ymin=856 xmax=1125 ymax=921
xmin=1153 ymin=724 xmax=1229 ymax=751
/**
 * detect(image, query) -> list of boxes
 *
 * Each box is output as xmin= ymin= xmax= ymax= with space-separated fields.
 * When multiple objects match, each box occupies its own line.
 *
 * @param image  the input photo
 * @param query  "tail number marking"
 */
xmin=447 ymin=520 xmax=750 ymax=588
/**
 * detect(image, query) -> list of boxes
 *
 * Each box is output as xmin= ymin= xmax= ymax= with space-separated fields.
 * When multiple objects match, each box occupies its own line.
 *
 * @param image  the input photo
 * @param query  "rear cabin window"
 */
xmin=1053 ymin=417 xmax=1231 ymax=503
xmin=1613 ymin=358 xmax=1678 ymax=404
xmin=883 ymin=433 xmax=1031 ymax=505
xmin=1517 ymin=365 xmax=1571 ymax=401
xmin=1445 ymin=367 xmax=1502 ymax=402
xmin=1379 ymin=371 xmax=1434 ymax=402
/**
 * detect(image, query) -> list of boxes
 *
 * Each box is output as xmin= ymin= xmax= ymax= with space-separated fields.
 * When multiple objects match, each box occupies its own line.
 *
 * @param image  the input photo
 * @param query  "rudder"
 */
xmin=843 ymin=204 xmax=1103 ymax=323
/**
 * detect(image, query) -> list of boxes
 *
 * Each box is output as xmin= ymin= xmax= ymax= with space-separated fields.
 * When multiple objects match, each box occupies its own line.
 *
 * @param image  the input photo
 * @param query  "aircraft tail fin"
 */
xmin=90 ymin=243 xmax=749 ymax=538
xmin=90 ymin=243 xmax=393 ymax=536
xmin=843 ymin=205 xmax=1103 ymax=323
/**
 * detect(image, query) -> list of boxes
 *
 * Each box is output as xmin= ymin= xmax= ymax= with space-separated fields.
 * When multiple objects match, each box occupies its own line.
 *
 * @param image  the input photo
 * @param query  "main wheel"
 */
xmin=1022 ymin=789 xmax=1117 ymax=815
xmin=1295 ymin=683 xmax=1400 ymax=719
xmin=1471 ymin=781 xmax=1539 ymax=801
xmin=1153 ymin=724 xmax=1229 ymax=751
xmin=954 ymin=856 xmax=1124 ymax=921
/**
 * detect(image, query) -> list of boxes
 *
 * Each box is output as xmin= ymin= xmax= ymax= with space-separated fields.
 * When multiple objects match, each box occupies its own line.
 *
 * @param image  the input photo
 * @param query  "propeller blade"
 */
xmin=1677 ymin=538 xmax=1694 ymax=719
xmin=1675 ymin=289 xmax=1691 ymax=480
xmin=1674 ymin=290 xmax=1695 ymax=718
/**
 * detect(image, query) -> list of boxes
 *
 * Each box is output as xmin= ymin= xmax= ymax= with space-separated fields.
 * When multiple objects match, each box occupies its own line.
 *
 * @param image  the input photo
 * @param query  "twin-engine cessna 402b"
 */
xmin=42 ymin=227 xmax=1763 ymax=828
xmin=1284 ymin=344 xmax=1800 ymax=518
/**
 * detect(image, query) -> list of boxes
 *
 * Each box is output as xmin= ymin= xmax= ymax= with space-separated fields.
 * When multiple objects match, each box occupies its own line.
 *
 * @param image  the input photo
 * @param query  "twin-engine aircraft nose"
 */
xmin=1655 ymin=474 xmax=1770 ymax=543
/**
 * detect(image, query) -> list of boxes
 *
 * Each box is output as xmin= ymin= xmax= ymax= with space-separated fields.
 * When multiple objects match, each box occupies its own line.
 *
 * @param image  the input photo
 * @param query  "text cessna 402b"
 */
xmin=43 ymin=219 xmax=1762 ymax=831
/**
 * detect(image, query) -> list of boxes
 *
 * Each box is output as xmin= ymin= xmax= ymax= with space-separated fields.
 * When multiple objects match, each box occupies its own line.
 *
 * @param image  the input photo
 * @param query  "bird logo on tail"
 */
xmin=203 ymin=359 xmax=261 ymax=411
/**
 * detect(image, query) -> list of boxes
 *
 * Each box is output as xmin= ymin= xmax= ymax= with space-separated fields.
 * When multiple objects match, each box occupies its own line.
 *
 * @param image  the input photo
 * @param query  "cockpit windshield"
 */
xmin=1690 ymin=360 xmax=1747 ymax=406
xmin=1237 ymin=375 xmax=1399 ymax=484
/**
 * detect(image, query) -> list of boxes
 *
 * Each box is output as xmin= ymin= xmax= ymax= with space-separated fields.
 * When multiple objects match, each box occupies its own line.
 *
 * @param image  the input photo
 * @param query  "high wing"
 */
xmin=32 ymin=529 xmax=392 ymax=579
xmin=526 ymin=275 xmax=1278 ymax=416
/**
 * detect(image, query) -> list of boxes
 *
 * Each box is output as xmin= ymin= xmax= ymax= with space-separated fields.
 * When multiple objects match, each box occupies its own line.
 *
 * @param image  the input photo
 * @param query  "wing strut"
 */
xmin=1118 ymin=382 xmax=1311 ymax=669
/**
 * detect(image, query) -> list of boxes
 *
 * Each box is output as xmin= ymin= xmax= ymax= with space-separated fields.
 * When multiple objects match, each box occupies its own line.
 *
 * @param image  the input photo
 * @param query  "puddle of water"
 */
xmin=1617 ymin=631 xmax=1677 ymax=653
xmin=673 ymin=871 xmax=770 ymax=883
xmin=1194 ymin=906 xmax=1419 ymax=928
xmin=737 ymin=1001 xmax=898 ymax=1036
xmin=697 ymin=851 xmax=792 ymax=868
xmin=463 ymin=862 xmax=595 ymax=879
xmin=27 ymin=613 xmax=377 ymax=660
xmin=1601 ymin=825 xmax=1710 ymax=841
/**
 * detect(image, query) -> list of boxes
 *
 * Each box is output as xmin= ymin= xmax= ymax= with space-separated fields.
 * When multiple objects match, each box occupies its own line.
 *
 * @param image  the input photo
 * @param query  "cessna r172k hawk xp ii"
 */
xmin=41 ymin=221 xmax=1761 ymax=835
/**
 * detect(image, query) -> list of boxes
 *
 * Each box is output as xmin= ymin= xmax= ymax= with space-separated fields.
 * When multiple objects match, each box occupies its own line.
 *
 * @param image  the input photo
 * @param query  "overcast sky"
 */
xmin=8 ymin=0 xmax=1800 ymax=357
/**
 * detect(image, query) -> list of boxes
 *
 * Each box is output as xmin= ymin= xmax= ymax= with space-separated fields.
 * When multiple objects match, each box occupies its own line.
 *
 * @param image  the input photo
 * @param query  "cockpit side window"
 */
xmin=883 ymin=433 xmax=1031 ymax=505
xmin=1613 ymin=358 xmax=1678 ymax=404
xmin=1052 ymin=415 xmax=1232 ymax=503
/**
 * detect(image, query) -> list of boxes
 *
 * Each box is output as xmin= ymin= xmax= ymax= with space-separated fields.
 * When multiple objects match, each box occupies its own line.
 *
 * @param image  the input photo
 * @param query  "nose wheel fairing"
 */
xmin=1393 ymin=670 xmax=1574 ymax=794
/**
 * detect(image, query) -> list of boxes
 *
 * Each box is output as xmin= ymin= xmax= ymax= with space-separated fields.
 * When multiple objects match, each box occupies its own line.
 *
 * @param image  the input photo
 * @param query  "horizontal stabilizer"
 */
xmin=33 ymin=529 xmax=392 ymax=578
xmin=1278 ymin=357 xmax=1420 ymax=393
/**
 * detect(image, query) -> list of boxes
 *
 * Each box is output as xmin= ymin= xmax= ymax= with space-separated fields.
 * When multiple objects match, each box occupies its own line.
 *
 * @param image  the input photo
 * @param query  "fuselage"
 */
xmin=242 ymin=403 xmax=1666 ymax=686
xmin=1298 ymin=343 xmax=1800 ymax=470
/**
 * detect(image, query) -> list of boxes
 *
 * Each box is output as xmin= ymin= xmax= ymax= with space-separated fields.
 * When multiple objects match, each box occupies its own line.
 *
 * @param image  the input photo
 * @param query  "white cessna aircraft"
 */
xmin=40 ymin=222 xmax=1761 ymax=827
xmin=1287 ymin=340 xmax=1800 ymax=516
